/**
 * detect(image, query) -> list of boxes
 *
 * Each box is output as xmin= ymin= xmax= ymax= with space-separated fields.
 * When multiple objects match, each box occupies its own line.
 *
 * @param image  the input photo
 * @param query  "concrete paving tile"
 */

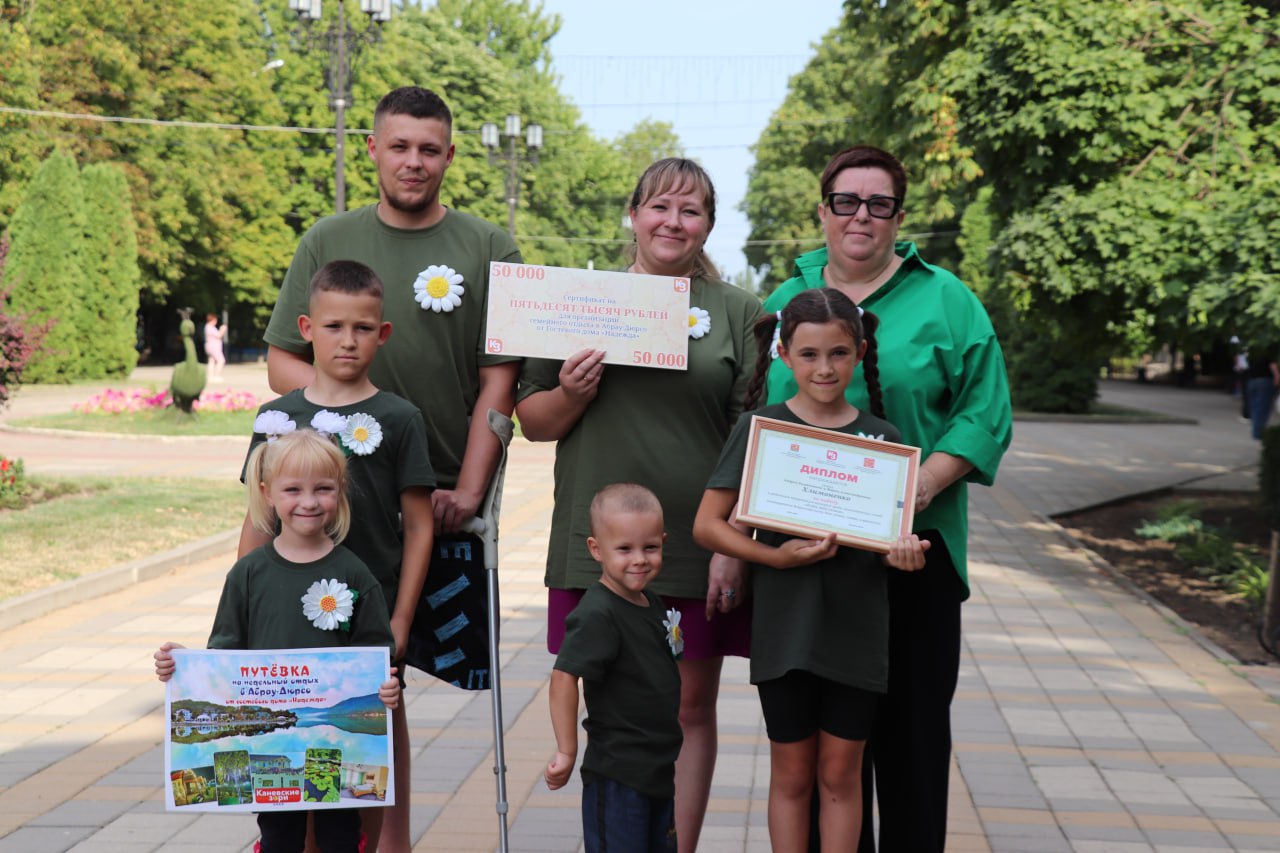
xmin=28 ymin=800 xmax=137 ymax=828
xmin=0 ymin=825 xmax=94 ymax=852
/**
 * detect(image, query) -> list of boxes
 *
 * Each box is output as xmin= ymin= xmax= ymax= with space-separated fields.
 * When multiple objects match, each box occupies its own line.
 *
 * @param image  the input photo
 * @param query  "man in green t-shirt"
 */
xmin=265 ymin=86 xmax=518 ymax=528
xmin=263 ymin=89 xmax=518 ymax=697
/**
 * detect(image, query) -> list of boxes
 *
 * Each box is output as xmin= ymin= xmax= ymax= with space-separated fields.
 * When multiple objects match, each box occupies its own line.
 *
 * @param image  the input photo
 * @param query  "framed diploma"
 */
xmin=735 ymin=415 xmax=921 ymax=553
xmin=164 ymin=647 xmax=393 ymax=813
xmin=485 ymin=262 xmax=691 ymax=370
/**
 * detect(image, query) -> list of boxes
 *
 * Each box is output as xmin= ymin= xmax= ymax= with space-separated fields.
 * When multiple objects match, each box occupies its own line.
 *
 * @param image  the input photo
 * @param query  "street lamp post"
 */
xmin=480 ymin=115 xmax=543 ymax=236
xmin=289 ymin=0 xmax=391 ymax=213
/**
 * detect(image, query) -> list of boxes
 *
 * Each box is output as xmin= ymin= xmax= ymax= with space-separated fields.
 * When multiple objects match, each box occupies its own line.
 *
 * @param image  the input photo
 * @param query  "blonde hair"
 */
xmin=626 ymin=158 xmax=719 ymax=280
xmin=589 ymin=483 xmax=665 ymax=536
xmin=245 ymin=429 xmax=351 ymax=544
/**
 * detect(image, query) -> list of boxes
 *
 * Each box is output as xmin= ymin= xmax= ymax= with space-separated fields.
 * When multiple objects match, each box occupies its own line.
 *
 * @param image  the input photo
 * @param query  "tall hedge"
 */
xmin=81 ymin=163 xmax=140 ymax=377
xmin=1 ymin=151 xmax=85 ymax=382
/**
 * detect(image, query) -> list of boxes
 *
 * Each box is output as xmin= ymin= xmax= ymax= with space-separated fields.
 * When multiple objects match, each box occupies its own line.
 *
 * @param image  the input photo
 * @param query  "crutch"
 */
xmin=460 ymin=408 xmax=516 ymax=853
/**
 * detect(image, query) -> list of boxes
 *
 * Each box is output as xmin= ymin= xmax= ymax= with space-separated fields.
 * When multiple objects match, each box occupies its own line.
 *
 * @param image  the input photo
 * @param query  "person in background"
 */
xmin=203 ymin=313 xmax=226 ymax=381
xmin=1244 ymin=342 xmax=1279 ymax=440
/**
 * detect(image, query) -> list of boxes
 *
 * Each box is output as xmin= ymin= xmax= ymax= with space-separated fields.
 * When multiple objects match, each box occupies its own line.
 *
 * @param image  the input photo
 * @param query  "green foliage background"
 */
xmin=0 ymin=0 xmax=666 ymax=367
xmin=744 ymin=0 xmax=1280 ymax=411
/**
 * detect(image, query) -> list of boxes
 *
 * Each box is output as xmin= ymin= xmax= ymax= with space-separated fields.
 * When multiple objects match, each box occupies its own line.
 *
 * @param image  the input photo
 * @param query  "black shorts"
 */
xmin=756 ymin=669 xmax=880 ymax=743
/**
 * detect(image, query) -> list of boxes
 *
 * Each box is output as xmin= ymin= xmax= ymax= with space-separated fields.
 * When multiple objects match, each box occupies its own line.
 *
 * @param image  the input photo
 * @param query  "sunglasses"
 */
xmin=824 ymin=192 xmax=902 ymax=219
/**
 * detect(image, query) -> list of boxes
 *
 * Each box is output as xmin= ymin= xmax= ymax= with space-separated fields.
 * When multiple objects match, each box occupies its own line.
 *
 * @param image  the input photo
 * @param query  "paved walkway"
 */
xmin=0 ymin=375 xmax=1278 ymax=852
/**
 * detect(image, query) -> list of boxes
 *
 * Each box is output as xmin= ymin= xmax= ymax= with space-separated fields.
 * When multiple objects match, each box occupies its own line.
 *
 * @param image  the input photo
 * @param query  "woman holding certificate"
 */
xmin=517 ymin=158 xmax=763 ymax=852
xmin=762 ymin=145 xmax=1012 ymax=852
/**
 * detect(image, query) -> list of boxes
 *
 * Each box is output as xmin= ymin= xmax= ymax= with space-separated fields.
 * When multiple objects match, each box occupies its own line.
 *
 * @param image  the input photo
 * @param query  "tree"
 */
xmin=0 ymin=236 xmax=50 ymax=412
xmin=81 ymin=163 xmax=140 ymax=377
xmin=614 ymin=119 xmax=684 ymax=177
xmin=745 ymin=0 xmax=1280 ymax=410
xmin=2 ymin=150 xmax=85 ymax=382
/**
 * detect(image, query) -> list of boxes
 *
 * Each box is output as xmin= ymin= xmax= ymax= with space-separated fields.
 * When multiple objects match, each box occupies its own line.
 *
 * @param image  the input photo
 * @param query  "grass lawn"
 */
xmin=0 ymin=477 xmax=245 ymax=601
xmin=11 ymin=409 xmax=256 ymax=436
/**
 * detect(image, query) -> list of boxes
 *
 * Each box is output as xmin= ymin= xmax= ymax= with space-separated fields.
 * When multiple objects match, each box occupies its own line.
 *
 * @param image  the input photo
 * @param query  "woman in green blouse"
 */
xmin=764 ymin=145 xmax=1012 ymax=851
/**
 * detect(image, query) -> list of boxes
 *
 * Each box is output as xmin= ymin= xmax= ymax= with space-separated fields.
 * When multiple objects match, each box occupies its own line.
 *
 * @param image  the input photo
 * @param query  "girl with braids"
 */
xmin=693 ymin=288 xmax=928 ymax=852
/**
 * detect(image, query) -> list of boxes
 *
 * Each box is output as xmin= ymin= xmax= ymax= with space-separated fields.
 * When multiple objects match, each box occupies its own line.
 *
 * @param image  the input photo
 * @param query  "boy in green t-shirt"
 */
xmin=240 ymin=260 xmax=435 ymax=851
xmin=545 ymin=484 xmax=683 ymax=852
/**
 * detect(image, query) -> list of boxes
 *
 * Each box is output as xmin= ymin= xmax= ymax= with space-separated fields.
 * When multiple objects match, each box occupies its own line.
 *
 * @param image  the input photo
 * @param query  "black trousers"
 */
xmin=257 ymin=808 xmax=361 ymax=853
xmin=809 ymin=530 xmax=965 ymax=852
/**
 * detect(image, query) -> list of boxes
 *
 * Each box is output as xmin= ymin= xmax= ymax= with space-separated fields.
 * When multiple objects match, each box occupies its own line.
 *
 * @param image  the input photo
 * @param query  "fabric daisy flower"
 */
xmin=301 ymin=579 xmax=355 ymax=631
xmin=253 ymin=410 xmax=296 ymax=441
xmin=310 ymin=410 xmax=348 ymax=437
xmin=687 ymin=307 xmax=711 ymax=340
xmin=769 ymin=310 xmax=783 ymax=360
xmin=413 ymin=264 xmax=465 ymax=313
xmin=856 ymin=431 xmax=886 ymax=441
xmin=340 ymin=413 xmax=383 ymax=456
xmin=663 ymin=608 xmax=684 ymax=658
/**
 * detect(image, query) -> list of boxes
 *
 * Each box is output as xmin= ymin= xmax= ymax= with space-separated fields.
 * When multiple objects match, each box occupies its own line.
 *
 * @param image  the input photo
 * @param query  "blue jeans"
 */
xmin=582 ymin=777 xmax=676 ymax=852
xmin=1246 ymin=376 xmax=1276 ymax=440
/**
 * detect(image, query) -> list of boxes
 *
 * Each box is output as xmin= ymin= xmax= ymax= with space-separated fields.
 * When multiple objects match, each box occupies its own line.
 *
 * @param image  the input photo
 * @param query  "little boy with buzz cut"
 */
xmin=240 ymin=259 xmax=435 ymax=851
xmin=545 ymin=483 xmax=683 ymax=853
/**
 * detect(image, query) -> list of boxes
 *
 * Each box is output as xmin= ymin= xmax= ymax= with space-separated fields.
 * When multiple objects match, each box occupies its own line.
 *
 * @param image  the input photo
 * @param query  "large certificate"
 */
xmin=164 ymin=647 xmax=393 ymax=813
xmin=485 ymin=262 xmax=691 ymax=370
xmin=736 ymin=416 xmax=920 ymax=553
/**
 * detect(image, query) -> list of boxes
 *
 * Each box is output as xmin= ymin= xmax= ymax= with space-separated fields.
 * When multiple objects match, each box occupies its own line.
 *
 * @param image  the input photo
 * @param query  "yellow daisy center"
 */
xmin=352 ymin=426 xmax=369 ymax=442
xmin=688 ymin=315 xmax=697 ymax=328
xmin=426 ymin=276 xmax=451 ymax=299
xmin=672 ymin=626 xmax=683 ymax=641
xmin=320 ymin=595 xmax=337 ymax=613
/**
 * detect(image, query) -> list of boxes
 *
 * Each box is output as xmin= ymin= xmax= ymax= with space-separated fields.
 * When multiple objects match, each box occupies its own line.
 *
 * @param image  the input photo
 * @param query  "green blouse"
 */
xmin=763 ymin=243 xmax=1012 ymax=589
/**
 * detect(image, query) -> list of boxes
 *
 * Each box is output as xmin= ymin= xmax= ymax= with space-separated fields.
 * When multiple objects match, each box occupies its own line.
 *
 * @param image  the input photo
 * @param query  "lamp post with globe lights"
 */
xmin=288 ymin=0 xmax=391 ymax=212
xmin=480 ymin=115 xmax=543 ymax=236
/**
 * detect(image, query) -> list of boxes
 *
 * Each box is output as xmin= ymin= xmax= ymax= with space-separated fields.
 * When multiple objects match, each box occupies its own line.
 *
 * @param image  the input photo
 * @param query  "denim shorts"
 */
xmin=581 ymin=777 xmax=676 ymax=852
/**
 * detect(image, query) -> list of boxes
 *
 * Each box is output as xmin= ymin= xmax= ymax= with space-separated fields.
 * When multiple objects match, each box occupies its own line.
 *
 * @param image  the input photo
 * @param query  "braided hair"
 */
xmin=742 ymin=288 xmax=884 ymax=419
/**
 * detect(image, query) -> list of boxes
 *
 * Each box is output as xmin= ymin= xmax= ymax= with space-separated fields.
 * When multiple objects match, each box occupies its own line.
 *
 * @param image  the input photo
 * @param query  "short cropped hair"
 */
xmin=819 ymin=145 xmax=908 ymax=201
xmin=589 ymin=483 xmax=664 ymax=536
xmin=374 ymin=86 xmax=452 ymax=132
xmin=245 ymin=429 xmax=351 ymax=544
xmin=309 ymin=259 xmax=384 ymax=303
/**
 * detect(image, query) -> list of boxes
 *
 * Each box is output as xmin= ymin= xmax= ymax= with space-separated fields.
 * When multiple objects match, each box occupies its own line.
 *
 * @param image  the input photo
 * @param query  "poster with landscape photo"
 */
xmin=164 ymin=647 xmax=393 ymax=813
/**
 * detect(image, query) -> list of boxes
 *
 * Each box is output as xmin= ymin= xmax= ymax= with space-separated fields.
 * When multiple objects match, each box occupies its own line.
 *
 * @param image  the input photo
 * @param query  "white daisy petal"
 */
xmin=340 ymin=412 xmax=384 ymax=456
xmin=663 ymin=608 xmax=684 ymax=657
xmin=413 ymin=265 xmax=467 ymax=313
xmin=300 ymin=579 xmax=354 ymax=630
xmin=687 ymin=306 xmax=712 ymax=340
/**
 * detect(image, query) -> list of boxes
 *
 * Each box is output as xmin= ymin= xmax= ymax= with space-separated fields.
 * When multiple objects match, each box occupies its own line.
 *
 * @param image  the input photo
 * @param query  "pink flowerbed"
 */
xmin=74 ymin=388 xmax=259 ymax=414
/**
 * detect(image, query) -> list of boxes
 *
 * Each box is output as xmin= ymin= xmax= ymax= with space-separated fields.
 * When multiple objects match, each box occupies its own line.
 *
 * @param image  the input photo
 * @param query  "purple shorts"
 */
xmin=547 ymin=587 xmax=751 ymax=659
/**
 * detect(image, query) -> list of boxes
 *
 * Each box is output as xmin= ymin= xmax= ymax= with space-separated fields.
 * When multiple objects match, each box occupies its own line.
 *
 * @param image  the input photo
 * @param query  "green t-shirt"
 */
xmin=518 ymin=276 xmax=764 ymax=598
xmin=553 ymin=583 xmax=682 ymax=799
xmin=243 ymin=390 xmax=436 ymax=612
xmin=707 ymin=403 xmax=898 ymax=691
xmin=763 ymin=243 xmax=1012 ymax=588
xmin=264 ymin=205 xmax=522 ymax=489
xmin=208 ymin=544 xmax=393 ymax=653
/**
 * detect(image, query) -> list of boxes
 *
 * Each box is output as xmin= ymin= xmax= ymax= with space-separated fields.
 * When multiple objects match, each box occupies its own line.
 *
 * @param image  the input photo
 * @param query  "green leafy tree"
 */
xmin=746 ymin=0 xmax=1280 ymax=410
xmin=3 ymin=0 xmax=295 ymax=325
xmin=2 ymin=150 xmax=85 ymax=382
xmin=81 ymin=163 xmax=140 ymax=377
xmin=614 ymin=119 xmax=684 ymax=176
